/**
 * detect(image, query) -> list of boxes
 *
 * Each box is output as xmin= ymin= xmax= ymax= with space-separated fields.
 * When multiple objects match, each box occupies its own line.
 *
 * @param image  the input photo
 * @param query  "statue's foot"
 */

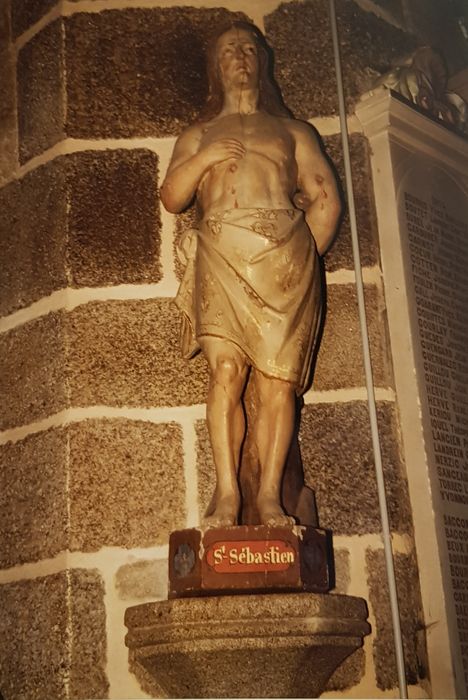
xmin=257 ymin=494 xmax=295 ymax=527
xmin=203 ymin=495 xmax=239 ymax=529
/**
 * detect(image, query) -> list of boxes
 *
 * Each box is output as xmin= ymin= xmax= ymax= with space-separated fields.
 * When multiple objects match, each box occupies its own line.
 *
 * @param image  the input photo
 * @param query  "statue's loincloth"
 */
xmin=174 ymin=207 xmax=322 ymax=395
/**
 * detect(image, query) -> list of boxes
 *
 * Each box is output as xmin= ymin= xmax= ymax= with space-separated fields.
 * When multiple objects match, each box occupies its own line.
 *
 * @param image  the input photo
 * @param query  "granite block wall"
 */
xmin=3 ymin=0 xmax=463 ymax=697
xmin=0 ymin=570 xmax=108 ymax=700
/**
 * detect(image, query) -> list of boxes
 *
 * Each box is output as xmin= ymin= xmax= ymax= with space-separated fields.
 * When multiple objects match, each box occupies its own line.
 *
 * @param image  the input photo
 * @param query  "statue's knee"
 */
xmin=213 ymin=356 xmax=242 ymax=385
xmin=258 ymin=380 xmax=294 ymax=408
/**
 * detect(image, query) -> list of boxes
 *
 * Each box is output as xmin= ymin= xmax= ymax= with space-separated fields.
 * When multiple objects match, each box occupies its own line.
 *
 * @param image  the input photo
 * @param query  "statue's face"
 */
xmin=216 ymin=28 xmax=259 ymax=91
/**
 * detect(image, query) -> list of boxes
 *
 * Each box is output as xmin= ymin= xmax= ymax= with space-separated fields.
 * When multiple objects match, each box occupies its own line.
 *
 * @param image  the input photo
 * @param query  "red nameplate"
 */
xmin=168 ymin=525 xmax=332 ymax=597
xmin=205 ymin=539 xmax=296 ymax=573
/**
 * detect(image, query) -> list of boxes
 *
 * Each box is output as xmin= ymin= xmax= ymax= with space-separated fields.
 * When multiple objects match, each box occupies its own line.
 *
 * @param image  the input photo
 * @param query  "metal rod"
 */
xmin=328 ymin=1 xmax=408 ymax=697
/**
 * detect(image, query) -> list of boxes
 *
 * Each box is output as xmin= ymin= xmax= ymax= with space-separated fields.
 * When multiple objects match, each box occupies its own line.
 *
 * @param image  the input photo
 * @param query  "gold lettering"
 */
xmin=279 ymin=551 xmax=295 ymax=564
xmin=229 ymin=548 xmax=238 ymax=564
xmin=213 ymin=545 xmax=225 ymax=565
xmin=219 ymin=542 xmax=296 ymax=567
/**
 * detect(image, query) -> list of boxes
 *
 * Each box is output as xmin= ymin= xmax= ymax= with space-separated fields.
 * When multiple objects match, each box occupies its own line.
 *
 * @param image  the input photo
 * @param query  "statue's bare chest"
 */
xmin=200 ymin=114 xmax=293 ymax=160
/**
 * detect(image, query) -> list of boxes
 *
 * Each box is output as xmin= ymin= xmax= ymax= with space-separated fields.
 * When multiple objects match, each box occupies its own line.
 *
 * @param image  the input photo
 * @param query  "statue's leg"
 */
xmin=199 ymin=337 xmax=249 ymax=527
xmin=253 ymin=369 xmax=296 ymax=526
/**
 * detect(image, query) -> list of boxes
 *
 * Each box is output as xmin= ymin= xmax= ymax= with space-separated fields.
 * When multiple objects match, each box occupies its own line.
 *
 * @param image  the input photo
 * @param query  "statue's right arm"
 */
xmin=160 ymin=126 xmax=245 ymax=213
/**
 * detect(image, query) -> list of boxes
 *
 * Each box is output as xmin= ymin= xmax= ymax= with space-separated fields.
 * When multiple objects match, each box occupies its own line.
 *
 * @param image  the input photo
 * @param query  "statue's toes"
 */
xmin=263 ymin=512 xmax=296 ymax=527
xmin=203 ymin=513 xmax=237 ymax=529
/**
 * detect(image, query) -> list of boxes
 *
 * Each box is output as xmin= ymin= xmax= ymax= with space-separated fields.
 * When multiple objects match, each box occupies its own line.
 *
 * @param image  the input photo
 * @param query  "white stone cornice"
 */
xmin=356 ymin=88 xmax=468 ymax=178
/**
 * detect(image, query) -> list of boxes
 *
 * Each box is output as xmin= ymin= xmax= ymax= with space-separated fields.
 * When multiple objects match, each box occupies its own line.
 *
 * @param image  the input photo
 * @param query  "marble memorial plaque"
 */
xmin=397 ymin=158 xmax=468 ymax=694
xmin=357 ymin=91 xmax=468 ymax=696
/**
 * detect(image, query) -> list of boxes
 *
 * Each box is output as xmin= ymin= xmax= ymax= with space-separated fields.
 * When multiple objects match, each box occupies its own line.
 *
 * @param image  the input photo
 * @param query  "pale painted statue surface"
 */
xmin=161 ymin=22 xmax=341 ymax=528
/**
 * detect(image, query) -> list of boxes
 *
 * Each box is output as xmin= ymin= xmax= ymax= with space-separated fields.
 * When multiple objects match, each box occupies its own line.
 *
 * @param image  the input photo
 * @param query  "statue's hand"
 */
xmin=198 ymin=138 xmax=245 ymax=169
xmin=177 ymin=228 xmax=198 ymax=266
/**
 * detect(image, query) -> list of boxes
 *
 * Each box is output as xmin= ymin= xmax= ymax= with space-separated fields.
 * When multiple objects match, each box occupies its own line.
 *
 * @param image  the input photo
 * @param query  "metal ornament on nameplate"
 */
xmin=168 ymin=525 xmax=332 ymax=598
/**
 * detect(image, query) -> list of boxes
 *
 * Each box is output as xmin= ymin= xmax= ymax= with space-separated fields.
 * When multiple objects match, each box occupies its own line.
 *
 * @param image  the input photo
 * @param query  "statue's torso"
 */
xmin=197 ymin=112 xmax=298 ymax=216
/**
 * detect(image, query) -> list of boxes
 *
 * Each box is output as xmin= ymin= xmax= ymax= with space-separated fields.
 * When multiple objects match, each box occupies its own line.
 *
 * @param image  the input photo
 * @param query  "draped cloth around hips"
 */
xmin=174 ymin=207 xmax=322 ymax=395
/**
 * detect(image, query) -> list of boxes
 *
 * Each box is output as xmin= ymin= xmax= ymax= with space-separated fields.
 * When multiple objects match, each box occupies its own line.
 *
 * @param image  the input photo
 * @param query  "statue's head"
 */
xmin=199 ymin=20 xmax=291 ymax=121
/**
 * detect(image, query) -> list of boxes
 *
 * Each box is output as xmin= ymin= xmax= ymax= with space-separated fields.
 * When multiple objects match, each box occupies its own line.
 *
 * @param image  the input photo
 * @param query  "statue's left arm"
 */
xmin=290 ymin=121 xmax=342 ymax=255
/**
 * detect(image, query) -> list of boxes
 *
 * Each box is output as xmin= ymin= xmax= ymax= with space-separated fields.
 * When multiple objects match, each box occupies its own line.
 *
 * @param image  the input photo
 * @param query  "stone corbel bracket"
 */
xmin=125 ymin=592 xmax=370 ymax=698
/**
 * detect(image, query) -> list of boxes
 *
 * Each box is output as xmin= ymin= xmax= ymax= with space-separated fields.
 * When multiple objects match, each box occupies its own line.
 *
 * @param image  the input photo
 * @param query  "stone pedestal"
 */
xmin=125 ymin=592 xmax=370 ymax=698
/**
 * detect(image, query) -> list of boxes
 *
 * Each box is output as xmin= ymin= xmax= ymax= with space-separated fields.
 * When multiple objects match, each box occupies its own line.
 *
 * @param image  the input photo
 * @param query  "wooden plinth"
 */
xmin=168 ymin=525 xmax=333 ymax=598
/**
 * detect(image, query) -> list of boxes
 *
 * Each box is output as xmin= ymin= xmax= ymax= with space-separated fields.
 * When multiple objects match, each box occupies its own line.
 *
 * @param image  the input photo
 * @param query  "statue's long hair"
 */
xmin=199 ymin=21 xmax=292 ymax=122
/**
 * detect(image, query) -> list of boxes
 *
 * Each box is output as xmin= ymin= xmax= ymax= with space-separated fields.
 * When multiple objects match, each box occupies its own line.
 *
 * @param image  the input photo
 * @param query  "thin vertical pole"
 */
xmin=328 ymin=1 xmax=408 ymax=697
